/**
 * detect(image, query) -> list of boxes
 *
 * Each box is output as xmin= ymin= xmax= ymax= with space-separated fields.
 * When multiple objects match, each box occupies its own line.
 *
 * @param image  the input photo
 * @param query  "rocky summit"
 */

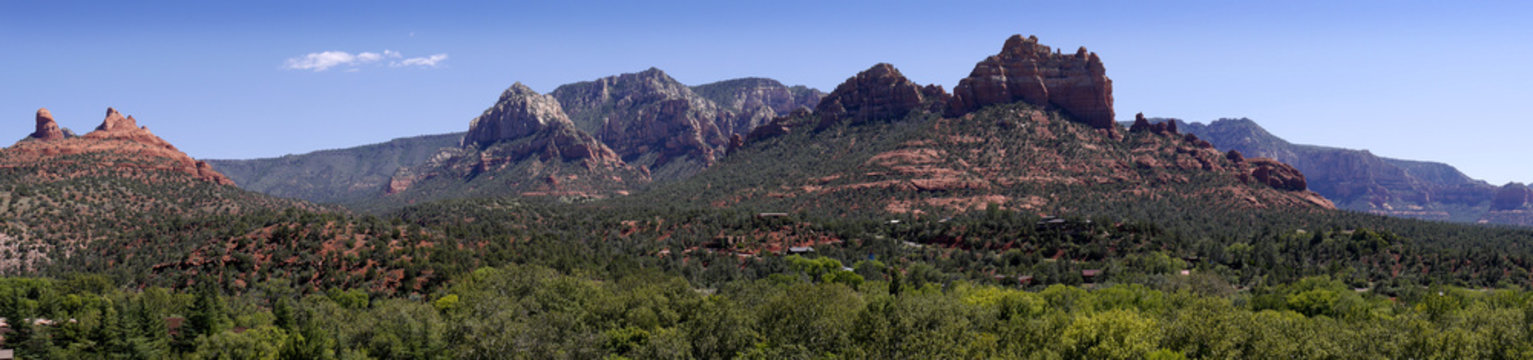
xmin=552 ymin=68 xmax=730 ymax=178
xmin=463 ymin=82 xmax=579 ymax=148
xmin=949 ymin=35 xmax=1115 ymax=130
xmin=692 ymin=77 xmax=824 ymax=136
xmin=380 ymin=82 xmax=645 ymax=203
xmin=814 ymin=63 xmax=948 ymax=128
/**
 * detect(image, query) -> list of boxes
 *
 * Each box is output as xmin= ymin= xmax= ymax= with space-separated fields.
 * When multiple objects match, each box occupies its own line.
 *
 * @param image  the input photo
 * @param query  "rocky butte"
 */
xmin=29 ymin=108 xmax=66 ymax=141
xmin=948 ymin=34 xmax=1115 ymax=131
xmin=7 ymin=107 xmax=233 ymax=185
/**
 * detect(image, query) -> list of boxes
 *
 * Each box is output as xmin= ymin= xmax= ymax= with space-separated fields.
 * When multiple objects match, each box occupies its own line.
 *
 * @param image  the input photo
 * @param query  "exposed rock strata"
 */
xmin=1491 ymin=183 xmax=1532 ymax=211
xmin=949 ymin=35 xmax=1115 ymax=130
xmin=551 ymin=68 xmax=729 ymax=175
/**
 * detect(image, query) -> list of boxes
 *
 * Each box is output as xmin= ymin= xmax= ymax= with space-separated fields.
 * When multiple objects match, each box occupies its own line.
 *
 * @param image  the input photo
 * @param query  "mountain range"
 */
xmin=199 ymin=38 xmax=1530 ymax=227
xmin=1145 ymin=117 xmax=1532 ymax=226
xmin=207 ymin=73 xmax=824 ymax=209
xmin=8 ymin=33 xmax=1529 ymax=290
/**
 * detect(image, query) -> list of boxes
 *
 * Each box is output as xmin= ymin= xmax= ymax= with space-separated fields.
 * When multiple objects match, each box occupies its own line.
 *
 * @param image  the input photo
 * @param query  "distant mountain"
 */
xmin=371 ymin=83 xmax=649 ymax=209
xmin=211 ymin=74 xmax=823 ymax=205
xmin=207 ymin=132 xmax=463 ymax=204
xmin=636 ymin=37 xmax=1331 ymax=217
xmin=1144 ymin=117 xmax=1532 ymax=225
xmin=691 ymin=77 xmax=824 ymax=136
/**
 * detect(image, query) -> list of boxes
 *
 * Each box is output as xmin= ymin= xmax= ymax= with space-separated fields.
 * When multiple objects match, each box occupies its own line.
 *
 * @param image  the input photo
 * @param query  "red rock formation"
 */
xmin=1129 ymin=113 xmax=1151 ymax=133
xmin=1248 ymin=157 xmax=1307 ymax=191
xmin=95 ymin=107 xmax=137 ymax=131
xmin=1226 ymin=149 xmax=1245 ymax=163
xmin=726 ymin=134 xmax=744 ymax=153
xmin=30 ymin=108 xmax=64 ymax=141
xmin=1491 ymin=183 xmax=1532 ymax=210
xmin=949 ymin=35 xmax=1115 ymax=130
xmin=815 ymin=63 xmax=943 ymax=128
xmin=7 ymin=107 xmax=234 ymax=185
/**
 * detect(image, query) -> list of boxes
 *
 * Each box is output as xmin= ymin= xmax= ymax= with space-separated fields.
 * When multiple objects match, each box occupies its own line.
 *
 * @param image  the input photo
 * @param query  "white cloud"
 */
xmin=355 ymin=52 xmax=383 ymax=63
xmin=392 ymin=54 xmax=448 ymax=68
xmin=283 ymin=50 xmax=444 ymax=72
xmin=283 ymin=51 xmax=358 ymax=71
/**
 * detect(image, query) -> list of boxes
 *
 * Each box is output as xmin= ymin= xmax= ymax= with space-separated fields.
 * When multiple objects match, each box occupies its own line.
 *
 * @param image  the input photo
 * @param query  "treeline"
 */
xmin=37 ymin=195 xmax=1533 ymax=299
xmin=6 ymin=262 xmax=1533 ymax=359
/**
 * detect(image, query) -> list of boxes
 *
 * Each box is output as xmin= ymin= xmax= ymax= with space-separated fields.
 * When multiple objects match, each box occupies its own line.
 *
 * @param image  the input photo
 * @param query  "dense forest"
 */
xmin=8 ymin=261 xmax=1533 ymax=359
xmin=6 ymin=193 xmax=1533 ymax=358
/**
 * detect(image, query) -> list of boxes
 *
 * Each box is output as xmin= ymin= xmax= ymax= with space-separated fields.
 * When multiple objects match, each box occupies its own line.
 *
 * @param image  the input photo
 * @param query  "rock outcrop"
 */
xmin=1225 ymin=149 xmax=1245 ymax=163
xmin=815 ymin=63 xmax=946 ymax=128
xmin=464 ymin=83 xmax=576 ymax=147
xmin=1247 ymin=157 xmax=1308 ymax=191
xmin=30 ymin=108 xmax=65 ymax=141
xmin=383 ymin=82 xmax=646 ymax=199
xmin=7 ymin=107 xmax=234 ymax=185
xmin=1491 ymin=183 xmax=1532 ymax=211
xmin=551 ymin=68 xmax=729 ymax=178
xmin=1129 ymin=112 xmax=1179 ymax=135
xmin=692 ymin=78 xmax=824 ymax=136
xmin=95 ymin=107 xmax=138 ymax=131
xmin=459 ymin=83 xmax=624 ymax=166
xmin=949 ymin=35 xmax=1115 ymax=130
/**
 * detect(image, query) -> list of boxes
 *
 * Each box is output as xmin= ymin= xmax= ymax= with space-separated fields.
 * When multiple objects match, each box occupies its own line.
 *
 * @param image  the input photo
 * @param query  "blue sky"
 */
xmin=2 ymin=0 xmax=1530 ymax=184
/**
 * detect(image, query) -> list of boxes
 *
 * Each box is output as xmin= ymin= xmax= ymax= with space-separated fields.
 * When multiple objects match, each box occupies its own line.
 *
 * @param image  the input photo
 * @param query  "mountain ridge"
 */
xmin=1150 ymin=117 xmax=1531 ymax=225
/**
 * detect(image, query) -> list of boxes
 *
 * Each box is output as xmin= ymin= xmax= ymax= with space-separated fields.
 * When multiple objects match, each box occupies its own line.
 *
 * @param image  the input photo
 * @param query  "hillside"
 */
xmin=1159 ymin=117 xmax=1533 ymax=225
xmin=637 ymin=37 xmax=1332 ymax=219
xmin=206 ymin=132 xmax=463 ymax=204
xmin=0 ymin=108 xmax=320 ymax=274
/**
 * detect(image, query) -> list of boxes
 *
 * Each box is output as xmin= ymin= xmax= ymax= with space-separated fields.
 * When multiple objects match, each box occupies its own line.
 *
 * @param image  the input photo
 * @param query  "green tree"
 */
xmin=1060 ymin=309 xmax=1162 ymax=360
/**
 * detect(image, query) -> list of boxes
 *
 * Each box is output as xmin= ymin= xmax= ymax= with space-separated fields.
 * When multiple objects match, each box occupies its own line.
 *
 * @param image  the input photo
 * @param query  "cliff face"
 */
xmin=692 ymin=77 xmax=823 ymax=136
xmin=1491 ymin=183 xmax=1532 ymax=211
xmin=949 ymin=35 xmax=1115 ymax=130
xmin=551 ymin=68 xmax=731 ymax=179
xmin=463 ymin=83 xmax=578 ymax=148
